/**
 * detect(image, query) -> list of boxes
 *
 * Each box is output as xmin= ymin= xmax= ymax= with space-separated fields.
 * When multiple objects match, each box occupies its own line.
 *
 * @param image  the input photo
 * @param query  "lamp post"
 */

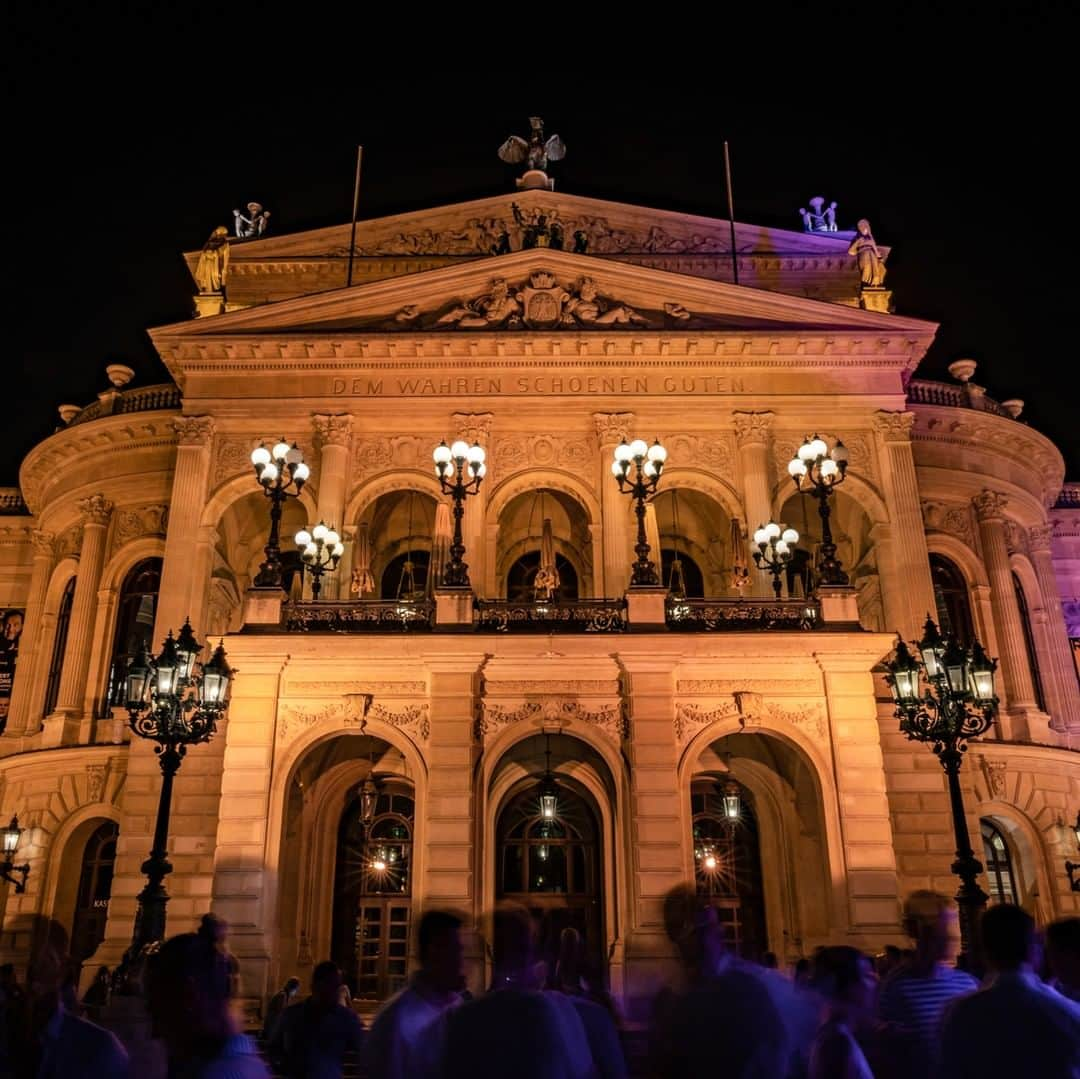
xmin=433 ymin=439 xmax=486 ymax=588
xmin=251 ymin=438 xmax=310 ymax=588
xmin=787 ymin=434 xmax=849 ymax=586
xmin=611 ymin=438 xmax=667 ymax=586
xmin=295 ymin=522 xmax=343 ymax=600
xmin=0 ymin=817 xmax=30 ymax=892
xmin=752 ymin=522 xmax=799 ymax=598
xmin=884 ymin=616 xmax=998 ymax=968
xmin=124 ymin=620 xmax=232 ymax=954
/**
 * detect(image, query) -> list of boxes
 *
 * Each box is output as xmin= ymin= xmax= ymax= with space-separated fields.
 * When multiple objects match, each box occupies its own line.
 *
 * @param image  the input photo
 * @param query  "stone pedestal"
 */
xmin=818 ymin=585 xmax=861 ymax=627
xmin=626 ymin=587 xmax=668 ymax=629
xmin=243 ymin=587 xmax=283 ymax=626
xmin=435 ymin=588 xmax=474 ymax=628
xmin=859 ymin=288 xmax=892 ymax=313
xmin=193 ymin=293 xmax=224 ymax=318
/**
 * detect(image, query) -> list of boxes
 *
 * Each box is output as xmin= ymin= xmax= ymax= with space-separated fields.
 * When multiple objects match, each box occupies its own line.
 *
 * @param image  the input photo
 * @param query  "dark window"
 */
xmin=106 ymin=558 xmax=162 ymax=707
xmin=930 ymin=554 xmax=974 ymax=646
xmin=71 ymin=820 xmax=119 ymax=977
xmin=1012 ymin=573 xmax=1047 ymax=711
xmin=981 ymin=819 xmax=1019 ymax=905
xmin=380 ymin=551 xmax=431 ymax=601
xmin=43 ymin=578 xmax=76 ymax=717
xmin=506 ymin=552 xmax=579 ymax=602
xmin=661 ymin=549 xmax=705 ymax=598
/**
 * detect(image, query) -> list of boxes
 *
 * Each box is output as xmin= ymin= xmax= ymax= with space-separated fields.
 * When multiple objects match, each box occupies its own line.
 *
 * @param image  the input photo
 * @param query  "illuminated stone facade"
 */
xmin=1 ymin=187 xmax=1077 ymax=1020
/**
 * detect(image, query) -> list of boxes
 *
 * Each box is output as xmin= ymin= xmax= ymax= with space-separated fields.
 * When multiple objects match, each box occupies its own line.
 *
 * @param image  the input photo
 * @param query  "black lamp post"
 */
xmin=752 ymin=522 xmax=800 ymax=598
xmin=787 ymin=434 xmax=849 ymax=586
xmin=0 ymin=817 xmax=30 ymax=892
xmin=433 ymin=439 xmax=486 ymax=588
xmin=611 ymin=437 xmax=667 ymax=586
xmin=124 ymin=620 xmax=232 ymax=955
xmin=295 ymin=522 xmax=343 ymax=600
xmin=884 ymin=616 xmax=998 ymax=969
xmin=251 ymin=438 xmax=310 ymax=588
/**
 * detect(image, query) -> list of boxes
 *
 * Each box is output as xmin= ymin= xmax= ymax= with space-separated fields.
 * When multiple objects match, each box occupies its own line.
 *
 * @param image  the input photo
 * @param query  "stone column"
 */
xmin=44 ymin=495 xmax=113 ymax=745
xmin=973 ymin=491 xmax=1040 ymax=737
xmin=4 ymin=529 xmax=54 ymax=738
xmin=156 ymin=417 xmax=216 ymax=640
xmin=594 ymin=412 xmax=634 ymax=598
xmin=452 ymin=413 xmax=493 ymax=596
xmin=733 ymin=411 xmax=775 ymax=597
xmin=872 ymin=412 xmax=936 ymax=640
xmin=312 ymin=414 xmax=353 ymax=600
xmin=1028 ymin=524 xmax=1080 ymax=733
xmin=588 ymin=523 xmax=605 ymax=598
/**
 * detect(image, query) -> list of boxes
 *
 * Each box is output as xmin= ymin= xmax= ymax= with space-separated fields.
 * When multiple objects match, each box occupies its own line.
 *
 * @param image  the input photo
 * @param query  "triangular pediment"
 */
xmin=156 ymin=249 xmax=933 ymax=344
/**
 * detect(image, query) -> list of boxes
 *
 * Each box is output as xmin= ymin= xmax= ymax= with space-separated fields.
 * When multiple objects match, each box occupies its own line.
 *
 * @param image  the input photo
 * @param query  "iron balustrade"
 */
xmin=666 ymin=597 xmax=819 ymax=631
xmin=282 ymin=599 xmax=436 ymax=632
xmin=474 ymin=598 xmax=628 ymax=633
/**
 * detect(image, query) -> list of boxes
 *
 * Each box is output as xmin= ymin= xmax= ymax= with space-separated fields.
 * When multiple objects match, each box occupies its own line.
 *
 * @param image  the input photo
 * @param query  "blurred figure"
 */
xmin=81 ymin=966 xmax=111 ymax=1022
xmin=146 ymin=932 xmax=267 ymax=1078
xmin=807 ymin=947 xmax=876 ymax=1079
xmin=27 ymin=919 xmax=128 ymax=1078
xmin=650 ymin=884 xmax=788 ymax=1078
xmin=1045 ymin=916 xmax=1080 ymax=1004
xmin=198 ymin=913 xmax=240 ymax=998
xmin=261 ymin=977 xmax=301 ymax=1040
xmin=442 ymin=903 xmax=591 ymax=1079
xmin=552 ymin=927 xmax=585 ymax=995
xmin=793 ymin=958 xmax=812 ymax=989
xmin=873 ymin=944 xmax=903 ymax=980
xmin=368 ymin=909 xmax=465 ymax=1079
xmin=0 ymin=962 xmax=26 ymax=1077
xmin=876 ymin=891 xmax=978 ymax=1077
xmin=939 ymin=904 xmax=1080 ymax=1079
xmin=268 ymin=960 xmax=365 ymax=1078
xmin=760 ymin=951 xmax=779 ymax=971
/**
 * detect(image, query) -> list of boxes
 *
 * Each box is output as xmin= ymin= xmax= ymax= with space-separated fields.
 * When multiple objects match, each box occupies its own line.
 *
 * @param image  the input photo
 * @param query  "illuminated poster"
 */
xmin=0 ymin=608 xmax=24 ymax=735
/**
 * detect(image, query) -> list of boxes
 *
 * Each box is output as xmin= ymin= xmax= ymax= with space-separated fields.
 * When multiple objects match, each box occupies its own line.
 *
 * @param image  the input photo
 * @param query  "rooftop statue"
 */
xmin=799 ymin=196 xmax=838 ymax=233
xmin=498 ymin=117 xmax=566 ymax=190
xmin=233 ymin=201 xmax=270 ymax=239
xmin=193 ymin=226 xmax=230 ymax=294
xmin=848 ymin=218 xmax=887 ymax=289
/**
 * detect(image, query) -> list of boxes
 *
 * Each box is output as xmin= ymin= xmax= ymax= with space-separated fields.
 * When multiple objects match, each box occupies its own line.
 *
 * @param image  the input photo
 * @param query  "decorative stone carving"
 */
xmin=369 ymin=702 xmax=430 ymax=742
xmin=312 ymin=413 xmax=352 ymax=449
xmin=491 ymin=680 xmax=615 ymax=695
xmin=78 ymin=494 xmax=114 ymax=526
xmin=213 ymin=438 xmax=256 ymax=485
xmin=973 ymin=489 xmax=1008 ymax=522
xmin=498 ymin=116 xmax=566 ymax=187
xmin=768 ymin=702 xmax=828 ymax=741
xmin=921 ymin=500 xmax=977 ymax=551
xmin=193 ymin=227 xmax=230 ymax=293
xmin=732 ymin=411 xmax=775 ymax=447
xmin=674 ymin=696 xmax=827 ymax=742
xmin=676 ymin=678 xmax=821 ymax=694
xmin=1003 ymin=519 xmax=1029 ymax=556
xmin=872 ymin=411 xmax=915 ymax=442
xmin=800 ymin=197 xmax=838 ymax=233
xmin=674 ymin=700 xmax=739 ymax=741
xmin=734 ymin=691 xmax=765 ymax=724
xmin=31 ymin=529 xmax=56 ymax=558
xmin=286 ymin=680 xmax=426 ymax=696
xmin=85 ymin=762 xmax=109 ymax=803
xmin=1028 ymin=524 xmax=1053 ymax=552
xmin=233 ymin=202 xmax=270 ymax=239
xmin=452 ymin=412 xmax=495 ymax=446
xmin=593 ymin=412 xmax=635 ymax=447
xmin=114 ymin=504 xmax=169 ymax=547
xmin=278 ymin=693 xmax=429 ymax=745
xmin=54 ymin=523 xmax=83 ymax=560
xmin=665 ymin=433 xmax=734 ymax=474
xmin=848 ymin=220 xmax=887 ymax=288
xmin=773 ymin=433 xmax=872 ymax=484
xmin=477 ymin=695 xmax=627 ymax=743
xmin=492 ymin=435 xmax=595 ymax=483
xmin=981 ymin=758 xmax=1007 ymax=798
xmin=476 ymin=701 xmax=541 ymax=739
xmin=175 ymin=416 xmax=216 ymax=447
xmin=351 ymin=438 xmax=395 ymax=472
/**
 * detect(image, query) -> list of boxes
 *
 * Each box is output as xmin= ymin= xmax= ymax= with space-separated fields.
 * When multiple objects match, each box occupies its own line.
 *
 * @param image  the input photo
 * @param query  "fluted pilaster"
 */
xmin=453 ymin=412 xmax=493 ymax=592
xmin=3 ymin=530 xmax=54 ymax=736
xmin=733 ymin=411 xmax=775 ymax=597
xmin=313 ymin=413 xmax=353 ymax=599
xmin=594 ymin=412 xmax=635 ymax=597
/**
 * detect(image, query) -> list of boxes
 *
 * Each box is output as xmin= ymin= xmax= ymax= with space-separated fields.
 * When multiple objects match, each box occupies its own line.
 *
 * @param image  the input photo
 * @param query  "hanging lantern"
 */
xmin=125 ymin=644 xmax=155 ymax=710
xmin=885 ymin=639 xmax=922 ymax=711
xmin=918 ymin=616 xmax=947 ymax=679
xmin=154 ymin=632 xmax=181 ymax=697
xmin=174 ymin=619 xmax=202 ymax=684
xmin=701 ymin=848 xmax=718 ymax=872
xmin=359 ymin=776 xmax=378 ymax=826
xmin=723 ymin=779 xmax=741 ymax=822
xmin=1 ymin=816 xmax=22 ymax=857
xmin=539 ymin=733 xmax=558 ymax=820
xmin=968 ymin=640 xmax=998 ymax=708
xmin=199 ymin=642 xmax=233 ymax=706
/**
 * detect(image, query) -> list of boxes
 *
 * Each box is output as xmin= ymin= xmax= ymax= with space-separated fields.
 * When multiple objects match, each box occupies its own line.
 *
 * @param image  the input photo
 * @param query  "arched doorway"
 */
xmin=70 ymin=820 xmax=119 ymax=978
xmin=331 ymin=785 xmax=415 ymax=1002
xmin=496 ymin=779 xmax=602 ymax=983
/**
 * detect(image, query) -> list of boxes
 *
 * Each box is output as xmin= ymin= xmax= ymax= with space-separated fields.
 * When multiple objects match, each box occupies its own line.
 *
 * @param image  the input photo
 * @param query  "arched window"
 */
xmin=660 ymin=549 xmax=705 ymax=598
xmin=70 ymin=820 xmax=119 ymax=975
xmin=42 ymin=578 xmax=76 ymax=717
xmin=106 ymin=558 xmax=162 ymax=707
xmin=506 ymin=552 xmax=579 ymax=602
xmin=930 ymin=554 xmax=974 ymax=646
xmin=380 ymin=550 xmax=431 ymax=600
xmin=981 ymin=819 xmax=1019 ymax=905
xmin=1012 ymin=572 xmax=1047 ymax=712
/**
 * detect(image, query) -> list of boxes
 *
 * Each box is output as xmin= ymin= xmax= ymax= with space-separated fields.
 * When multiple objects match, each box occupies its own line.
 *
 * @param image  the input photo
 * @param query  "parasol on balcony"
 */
xmin=645 ymin=501 xmax=662 ymax=583
xmin=535 ymin=516 xmax=561 ymax=601
xmin=731 ymin=517 xmax=750 ymax=593
xmin=429 ymin=501 xmax=453 ymax=594
xmin=351 ymin=522 xmax=375 ymax=596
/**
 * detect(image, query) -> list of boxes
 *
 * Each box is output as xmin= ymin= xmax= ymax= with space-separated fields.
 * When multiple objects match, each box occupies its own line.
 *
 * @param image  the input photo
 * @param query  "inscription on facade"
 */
xmin=331 ymin=373 xmax=748 ymax=397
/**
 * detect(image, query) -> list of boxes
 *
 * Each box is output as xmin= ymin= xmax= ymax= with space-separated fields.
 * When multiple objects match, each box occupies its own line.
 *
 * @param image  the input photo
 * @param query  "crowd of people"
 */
xmin=0 ymin=887 xmax=1076 ymax=1077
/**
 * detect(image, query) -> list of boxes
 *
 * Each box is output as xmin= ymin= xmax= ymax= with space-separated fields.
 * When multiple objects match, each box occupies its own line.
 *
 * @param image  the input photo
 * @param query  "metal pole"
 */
xmin=346 ymin=145 xmax=364 ymax=288
xmin=723 ymin=141 xmax=739 ymax=286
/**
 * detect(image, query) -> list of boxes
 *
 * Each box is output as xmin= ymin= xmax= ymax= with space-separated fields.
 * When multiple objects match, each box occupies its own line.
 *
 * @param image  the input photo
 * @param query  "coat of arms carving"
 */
xmin=517 ymin=272 xmax=570 ymax=329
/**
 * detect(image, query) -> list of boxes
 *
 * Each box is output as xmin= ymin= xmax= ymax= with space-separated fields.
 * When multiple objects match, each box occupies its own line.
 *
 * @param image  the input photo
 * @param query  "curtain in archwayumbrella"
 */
xmin=535 ymin=517 xmax=561 ymax=600
xmin=351 ymin=523 xmax=375 ymax=596
xmin=731 ymin=517 xmax=750 ymax=593
xmin=429 ymin=502 xmax=453 ymax=594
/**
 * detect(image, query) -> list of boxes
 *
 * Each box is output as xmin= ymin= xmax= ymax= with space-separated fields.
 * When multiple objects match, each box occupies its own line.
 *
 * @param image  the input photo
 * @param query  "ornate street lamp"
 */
xmin=295 ymin=522 xmax=343 ymax=600
xmin=884 ymin=616 xmax=998 ymax=967
xmin=124 ymin=621 xmax=232 ymax=955
xmin=0 ymin=817 xmax=30 ymax=892
xmin=611 ymin=438 xmax=668 ymax=586
xmin=251 ymin=438 xmax=310 ymax=588
xmin=752 ymin=522 xmax=800 ymax=599
xmin=433 ymin=439 xmax=486 ymax=588
xmin=787 ymin=434 xmax=849 ymax=586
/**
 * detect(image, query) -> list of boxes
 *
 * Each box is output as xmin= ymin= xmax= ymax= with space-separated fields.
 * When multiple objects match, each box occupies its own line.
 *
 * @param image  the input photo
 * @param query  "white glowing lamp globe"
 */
xmin=611 ymin=460 xmax=625 ymax=477
xmin=614 ymin=441 xmax=633 ymax=463
xmin=295 ymin=529 xmax=312 ymax=548
xmin=332 ymin=542 xmax=344 ymax=558
xmin=647 ymin=440 xmax=667 ymax=463
xmin=643 ymin=459 xmax=658 ymax=478
xmin=764 ymin=521 xmax=781 ymax=540
xmin=304 ymin=543 xmax=318 ymax=559
xmin=260 ymin=462 xmax=278 ymax=484
xmin=774 ymin=540 xmax=790 ymax=556
xmin=788 ymin=457 xmax=808 ymax=478
xmin=433 ymin=442 xmax=452 ymax=465
xmin=467 ymin=443 xmax=486 ymax=465
xmin=797 ymin=438 xmax=817 ymax=462
xmin=272 ymin=440 xmax=291 ymax=462
xmin=781 ymin=527 xmax=799 ymax=545
xmin=809 ymin=436 xmax=828 ymax=460
xmin=753 ymin=526 xmax=769 ymax=546
xmin=292 ymin=461 xmax=310 ymax=483
xmin=450 ymin=440 xmax=470 ymax=460
xmin=312 ymin=522 xmax=329 ymax=542
xmin=325 ymin=529 xmax=340 ymax=547
xmin=251 ymin=445 xmax=271 ymax=467
xmin=629 ymin=438 xmax=648 ymax=459
xmin=474 ymin=463 xmax=487 ymax=479
xmin=819 ymin=458 xmax=839 ymax=479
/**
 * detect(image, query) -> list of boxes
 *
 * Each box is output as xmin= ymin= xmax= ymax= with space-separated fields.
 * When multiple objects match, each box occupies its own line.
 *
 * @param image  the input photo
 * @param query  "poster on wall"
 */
xmin=0 ymin=609 xmax=24 ymax=736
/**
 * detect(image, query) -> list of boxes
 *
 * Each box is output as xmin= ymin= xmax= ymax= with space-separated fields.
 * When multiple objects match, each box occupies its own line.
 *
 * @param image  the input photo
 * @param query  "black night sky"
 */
xmin=10 ymin=12 xmax=1076 ymax=489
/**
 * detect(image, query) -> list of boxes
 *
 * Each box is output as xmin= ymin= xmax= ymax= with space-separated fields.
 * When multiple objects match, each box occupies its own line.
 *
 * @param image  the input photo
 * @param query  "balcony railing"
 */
xmin=282 ymin=599 xmax=435 ymax=632
xmin=665 ymin=597 xmax=819 ymax=631
xmin=474 ymin=598 xmax=628 ymax=633
xmin=906 ymin=379 xmax=1013 ymax=418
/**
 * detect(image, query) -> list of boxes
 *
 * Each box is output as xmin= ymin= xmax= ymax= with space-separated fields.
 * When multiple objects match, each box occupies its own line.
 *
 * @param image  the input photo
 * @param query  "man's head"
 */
xmin=418 ymin=909 xmax=464 ymax=993
xmin=982 ymin=903 xmax=1035 ymax=972
xmin=2 ymin=612 xmax=22 ymax=642
xmin=490 ymin=903 xmax=537 ymax=980
xmin=283 ymin=976 xmax=301 ymax=996
xmin=198 ymin=913 xmax=228 ymax=947
xmin=146 ymin=934 xmax=232 ymax=1052
xmin=311 ymin=961 xmax=343 ymax=1008
xmin=902 ymin=890 xmax=962 ymax=964
xmin=662 ymin=883 xmax=726 ymax=976
xmin=1045 ymin=917 xmax=1080 ymax=988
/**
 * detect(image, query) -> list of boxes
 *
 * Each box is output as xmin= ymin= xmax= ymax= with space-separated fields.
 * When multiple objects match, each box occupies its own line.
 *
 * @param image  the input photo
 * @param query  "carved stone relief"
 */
xmin=113 ymin=504 xmax=169 ymax=550
xmin=278 ymin=692 xmax=429 ymax=745
xmin=85 ymin=762 xmax=110 ymax=803
xmin=54 ymin=523 xmax=84 ymax=561
xmin=351 ymin=437 xmax=427 ymax=474
xmin=492 ymin=435 xmax=596 ymax=484
xmin=676 ymin=678 xmax=821 ymax=695
xmin=214 ymin=438 xmax=257 ymax=486
xmin=665 ymin=433 xmax=735 ymax=475
xmin=674 ymin=696 xmax=828 ymax=744
xmin=1003 ymin=519 xmax=1029 ymax=557
xmin=476 ymin=694 xmax=627 ymax=744
xmin=980 ymin=757 xmax=1008 ymax=799
xmin=921 ymin=500 xmax=977 ymax=551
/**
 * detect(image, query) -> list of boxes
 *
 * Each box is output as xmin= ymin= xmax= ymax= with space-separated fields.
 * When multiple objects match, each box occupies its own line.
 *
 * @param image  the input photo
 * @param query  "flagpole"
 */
xmin=723 ymin=140 xmax=739 ymax=286
xmin=346 ymin=145 xmax=363 ymax=288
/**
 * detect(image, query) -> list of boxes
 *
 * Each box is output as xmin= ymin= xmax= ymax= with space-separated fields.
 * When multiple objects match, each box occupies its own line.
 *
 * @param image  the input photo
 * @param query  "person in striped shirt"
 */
xmin=875 ymin=891 xmax=978 ymax=1077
